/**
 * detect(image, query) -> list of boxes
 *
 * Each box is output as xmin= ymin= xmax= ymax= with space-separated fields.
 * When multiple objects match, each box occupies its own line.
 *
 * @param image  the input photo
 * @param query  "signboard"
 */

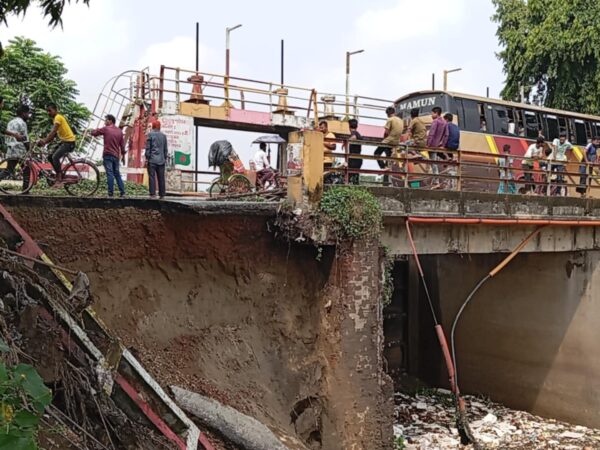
xmin=160 ymin=115 xmax=194 ymax=169
xmin=286 ymin=143 xmax=303 ymax=176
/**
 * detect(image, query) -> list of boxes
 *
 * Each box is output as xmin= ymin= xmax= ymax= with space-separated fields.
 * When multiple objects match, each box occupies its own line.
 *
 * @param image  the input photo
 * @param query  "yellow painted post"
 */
xmin=286 ymin=130 xmax=324 ymax=207
xmin=302 ymin=130 xmax=324 ymax=206
xmin=287 ymin=131 xmax=303 ymax=205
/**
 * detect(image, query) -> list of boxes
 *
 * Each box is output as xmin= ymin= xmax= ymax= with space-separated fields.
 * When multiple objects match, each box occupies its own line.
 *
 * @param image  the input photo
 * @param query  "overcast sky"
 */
xmin=2 ymin=0 xmax=505 ymax=172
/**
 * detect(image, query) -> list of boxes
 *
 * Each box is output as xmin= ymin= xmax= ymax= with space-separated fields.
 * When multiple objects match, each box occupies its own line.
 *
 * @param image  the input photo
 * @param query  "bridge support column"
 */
xmin=319 ymin=239 xmax=394 ymax=449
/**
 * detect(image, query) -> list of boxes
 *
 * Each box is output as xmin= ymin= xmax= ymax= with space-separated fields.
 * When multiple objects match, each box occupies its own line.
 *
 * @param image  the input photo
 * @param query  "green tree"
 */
xmin=0 ymin=0 xmax=90 ymax=57
xmin=0 ymin=37 xmax=90 ymax=141
xmin=0 ymin=0 xmax=89 ymax=27
xmin=492 ymin=0 xmax=600 ymax=114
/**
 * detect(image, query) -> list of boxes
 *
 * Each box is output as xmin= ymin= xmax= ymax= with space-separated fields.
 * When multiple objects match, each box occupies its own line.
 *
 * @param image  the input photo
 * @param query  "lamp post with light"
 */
xmin=346 ymin=49 xmax=364 ymax=118
xmin=443 ymin=67 xmax=462 ymax=91
xmin=224 ymin=23 xmax=242 ymax=108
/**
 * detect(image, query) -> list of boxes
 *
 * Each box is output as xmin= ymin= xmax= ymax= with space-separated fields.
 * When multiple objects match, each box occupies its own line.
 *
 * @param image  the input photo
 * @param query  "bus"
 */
xmin=393 ymin=90 xmax=600 ymax=195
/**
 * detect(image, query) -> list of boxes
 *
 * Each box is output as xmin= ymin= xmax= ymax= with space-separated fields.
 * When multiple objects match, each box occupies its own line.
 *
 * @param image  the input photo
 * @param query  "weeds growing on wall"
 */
xmin=319 ymin=186 xmax=383 ymax=240
xmin=382 ymin=247 xmax=394 ymax=307
xmin=0 ymin=338 xmax=52 ymax=450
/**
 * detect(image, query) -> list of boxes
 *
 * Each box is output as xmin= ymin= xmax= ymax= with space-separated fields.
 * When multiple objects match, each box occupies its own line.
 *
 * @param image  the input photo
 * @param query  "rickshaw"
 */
xmin=207 ymin=137 xmax=285 ymax=198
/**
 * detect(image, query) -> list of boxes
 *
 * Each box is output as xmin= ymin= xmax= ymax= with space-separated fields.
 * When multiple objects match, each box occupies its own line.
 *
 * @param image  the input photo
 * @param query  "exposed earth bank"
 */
xmin=7 ymin=199 xmax=394 ymax=450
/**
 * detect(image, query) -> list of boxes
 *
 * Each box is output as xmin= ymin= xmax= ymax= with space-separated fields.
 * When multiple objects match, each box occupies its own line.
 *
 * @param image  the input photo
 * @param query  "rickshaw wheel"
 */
xmin=227 ymin=174 xmax=253 ymax=194
xmin=209 ymin=178 xmax=226 ymax=197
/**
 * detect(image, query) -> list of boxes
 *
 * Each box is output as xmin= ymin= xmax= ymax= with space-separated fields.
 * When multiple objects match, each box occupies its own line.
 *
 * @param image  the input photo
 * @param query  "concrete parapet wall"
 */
xmin=383 ymin=221 xmax=600 ymax=255
xmin=372 ymin=188 xmax=600 ymax=218
xmin=371 ymin=188 xmax=600 ymax=255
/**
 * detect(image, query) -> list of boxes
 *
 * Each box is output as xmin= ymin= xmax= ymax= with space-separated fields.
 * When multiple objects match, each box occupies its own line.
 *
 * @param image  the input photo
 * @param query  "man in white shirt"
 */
xmin=6 ymin=105 xmax=30 ymax=159
xmin=522 ymin=137 xmax=544 ymax=193
xmin=550 ymin=133 xmax=572 ymax=194
xmin=2 ymin=105 xmax=31 ymax=189
xmin=253 ymin=142 xmax=275 ymax=188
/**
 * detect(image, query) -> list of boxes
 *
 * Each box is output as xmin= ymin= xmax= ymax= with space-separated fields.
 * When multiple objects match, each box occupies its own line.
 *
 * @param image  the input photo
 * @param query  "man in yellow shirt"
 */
xmin=375 ymin=106 xmax=404 ymax=184
xmin=37 ymin=103 xmax=76 ymax=182
xmin=407 ymin=109 xmax=427 ymax=148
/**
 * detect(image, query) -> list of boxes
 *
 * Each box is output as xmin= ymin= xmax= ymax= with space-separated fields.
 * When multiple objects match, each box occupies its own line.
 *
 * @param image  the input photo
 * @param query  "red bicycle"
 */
xmin=0 ymin=144 xmax=100 ymax=196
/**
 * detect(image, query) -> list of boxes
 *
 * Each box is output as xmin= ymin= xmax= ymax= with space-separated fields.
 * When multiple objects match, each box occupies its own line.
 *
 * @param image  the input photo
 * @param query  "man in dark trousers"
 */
xmin=347 ymin=118 xmax=362 ymax=184
xmin=145 ymin=121 xmax=168 ymax=199
xmin=443 ymin=113 xmax=460 ymax=189
xmin=91 ymin=114 xmax=126 ymax=197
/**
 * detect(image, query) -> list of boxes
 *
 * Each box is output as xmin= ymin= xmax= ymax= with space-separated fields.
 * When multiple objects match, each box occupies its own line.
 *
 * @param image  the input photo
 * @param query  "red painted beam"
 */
xmin=115 ymin=373 xmax=189 ymax=450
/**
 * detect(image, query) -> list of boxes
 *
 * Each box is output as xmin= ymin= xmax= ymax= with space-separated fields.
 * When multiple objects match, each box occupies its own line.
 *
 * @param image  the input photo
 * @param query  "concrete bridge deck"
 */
xmin=5 ymin=189 xmax=600 ymax=255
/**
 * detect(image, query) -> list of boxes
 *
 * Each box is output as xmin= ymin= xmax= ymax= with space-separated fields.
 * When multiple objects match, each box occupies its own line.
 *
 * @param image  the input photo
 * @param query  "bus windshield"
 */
xmin=394 ymin=93 xmax=454 ymax=119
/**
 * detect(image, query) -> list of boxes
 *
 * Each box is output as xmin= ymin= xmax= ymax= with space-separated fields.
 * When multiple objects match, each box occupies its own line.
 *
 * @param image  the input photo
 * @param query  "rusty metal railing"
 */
xmin=323 ymin=137 xmax=600 ymax=198
xmin=153 ymin=66 xmax=393 ymax=127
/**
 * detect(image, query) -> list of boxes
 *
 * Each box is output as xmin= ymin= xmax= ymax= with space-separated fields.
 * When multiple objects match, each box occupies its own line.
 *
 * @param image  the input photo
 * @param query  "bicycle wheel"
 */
xmin=63 ymin=159 xmax=100 ymax=197
xmin=209 ymin=178 xmax=225 ymax=198
xmin=227 ymin=174 xmax=253 ymax=194
xmin=0 ymin=157 xmax=34 ymax=195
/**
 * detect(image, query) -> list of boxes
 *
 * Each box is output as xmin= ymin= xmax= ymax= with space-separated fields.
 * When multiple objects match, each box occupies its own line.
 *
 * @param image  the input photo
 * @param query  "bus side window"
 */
xmin=507 ymin=108 xmax=516 ymax=134
xmin=567 ymin=118 xmax=577 ymax=143
xmin=585 ymin=121 xmax=593 ymax=142
xmin=513 ymin=109 xmax=525 ymax=136
xmin=488 ymin=105 xmax=508 ymax=134
xmin=545 ymin=114 xmax=559 ymax=140
xmin=595 ymin=123 xmax=600 ymax=138
xmin=524 ymin=111 xmax=539 ymax=139
xmin=458 ymin=99 xmax=481 ymax=132
xmin=574 ymin=119 xmax=587 ymax=145
xmin=477 ymin=103 xmax=487 ymax=131
xmin=558 ymin=116 xmax=568 ymax=137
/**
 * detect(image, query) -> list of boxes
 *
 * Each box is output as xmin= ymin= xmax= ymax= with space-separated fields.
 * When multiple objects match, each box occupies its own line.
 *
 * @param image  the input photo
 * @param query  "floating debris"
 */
xmin=394 ymin=390 xmax=600 ymax=449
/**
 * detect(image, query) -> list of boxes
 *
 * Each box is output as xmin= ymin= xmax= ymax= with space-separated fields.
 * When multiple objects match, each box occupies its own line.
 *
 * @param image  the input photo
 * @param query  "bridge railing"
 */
xmin=323 ymin=137 xmax=600 ymax=198
xmin=152 ymin=66 xmax=393 ymax=127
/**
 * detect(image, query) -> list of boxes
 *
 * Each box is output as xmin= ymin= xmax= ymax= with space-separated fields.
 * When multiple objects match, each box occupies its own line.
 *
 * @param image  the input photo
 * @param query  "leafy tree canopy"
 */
xmin=0 ymin=0 xmax=90 ymax=57
xmin=0 ymin=37 xmax=90 ymax=141
xmin=493 ymin=0 xmax=600 ymax=114
xmin=0 ymin=0 xmax=89 ymax=27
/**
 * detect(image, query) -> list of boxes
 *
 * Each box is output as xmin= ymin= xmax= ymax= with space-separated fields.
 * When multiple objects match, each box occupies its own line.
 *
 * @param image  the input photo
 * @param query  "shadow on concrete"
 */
xmin=412 ymin=251 xmax=599 ymax=427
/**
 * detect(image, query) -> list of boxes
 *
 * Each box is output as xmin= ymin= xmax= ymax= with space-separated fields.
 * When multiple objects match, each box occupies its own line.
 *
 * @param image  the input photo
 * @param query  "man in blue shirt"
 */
xmin=444 ymin=113 xmax=460 ymax=152
xmin=578 ymin=136 xmax=599 ymax=197
xmin=443 ymin=113 xmax=460 ymax=189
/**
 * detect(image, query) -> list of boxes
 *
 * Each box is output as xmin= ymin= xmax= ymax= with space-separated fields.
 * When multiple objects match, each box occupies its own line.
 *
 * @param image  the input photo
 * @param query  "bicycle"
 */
xmin=0 ymin=143 xmax=100 ymax=197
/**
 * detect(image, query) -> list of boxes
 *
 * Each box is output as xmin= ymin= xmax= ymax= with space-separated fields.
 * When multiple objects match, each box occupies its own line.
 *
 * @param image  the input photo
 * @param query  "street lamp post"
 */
xmin=443 ymin=67 xmax=462 ymax=91
xmin=346 ymin=49 xmax=364 ymax=118
xmin=224 ymin=23 xmax=242 ymax=108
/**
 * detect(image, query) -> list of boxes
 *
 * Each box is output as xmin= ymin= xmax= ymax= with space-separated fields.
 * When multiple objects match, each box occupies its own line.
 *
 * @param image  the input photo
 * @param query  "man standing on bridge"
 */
xmin=375 ymin=106 xmax=404 ymax=185
xmin=91 ymin=114 xmax=126 ymax=197
xmin=407 ymin=109 xmax=426 ymax=148
xmin=145 ymin=121 xmax=168 ymax=199
xmin=427 ymin=107 xmax=448 ymax=181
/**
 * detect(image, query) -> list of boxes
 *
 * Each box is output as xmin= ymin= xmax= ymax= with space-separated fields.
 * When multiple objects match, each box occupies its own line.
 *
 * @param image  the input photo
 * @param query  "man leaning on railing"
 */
xmin=375 ymin=106 xmax=404 ymax=185
xmin=577 ymin=136 xmax=599 ymax=198
xmin=347 ymin=119 xmax=362 ymax=185
xmin=427 ymin=107 xmax=449 ymax=185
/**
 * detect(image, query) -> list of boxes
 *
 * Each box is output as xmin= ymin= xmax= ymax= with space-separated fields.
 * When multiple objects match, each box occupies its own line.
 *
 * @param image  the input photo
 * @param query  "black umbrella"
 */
xmin=208 ymin=140 xmax=234 ymax=168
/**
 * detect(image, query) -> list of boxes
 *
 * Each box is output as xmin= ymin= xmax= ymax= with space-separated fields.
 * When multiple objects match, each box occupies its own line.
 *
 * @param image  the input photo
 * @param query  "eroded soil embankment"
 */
xmin=8 ymin=202 xmax=342 ymax=448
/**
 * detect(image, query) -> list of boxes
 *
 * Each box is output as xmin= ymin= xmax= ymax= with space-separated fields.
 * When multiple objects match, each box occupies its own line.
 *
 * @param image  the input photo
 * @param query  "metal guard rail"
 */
xmin=322 ymin=137 xmax=600 ymax=197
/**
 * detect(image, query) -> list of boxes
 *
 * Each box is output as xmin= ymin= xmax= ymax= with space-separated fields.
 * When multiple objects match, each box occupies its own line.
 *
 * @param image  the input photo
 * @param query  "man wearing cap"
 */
xmin=91 ymin=114 xmax=126 ymax=197
xmin=145 ymin=121 xmax=168 ymax=199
